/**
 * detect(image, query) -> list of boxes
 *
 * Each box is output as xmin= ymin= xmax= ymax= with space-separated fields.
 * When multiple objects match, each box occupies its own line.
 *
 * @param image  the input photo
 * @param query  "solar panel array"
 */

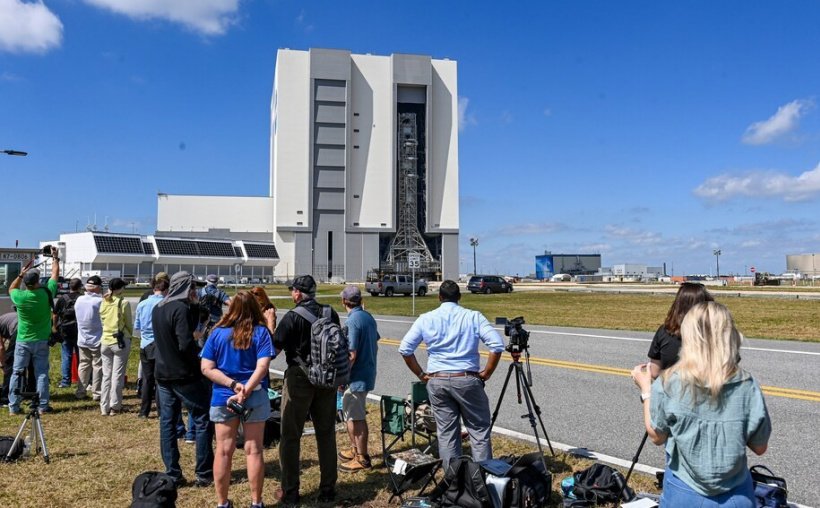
xmin=155 ymin=238 xmax=236 ymax=257
xmin=233 ymin=246 xmax=244 ymax=257
xmin=142 ymin=242 xmax=155 ymax=255
xmin=93 ymin=235 xmax=145 ymax=254
xmin=244 ymin=243 xmax=279 ymax=258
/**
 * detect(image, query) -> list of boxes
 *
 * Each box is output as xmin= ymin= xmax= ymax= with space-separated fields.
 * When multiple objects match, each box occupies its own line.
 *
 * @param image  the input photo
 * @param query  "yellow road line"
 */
xmin=380 ymin=338 xmax=820 ymax=403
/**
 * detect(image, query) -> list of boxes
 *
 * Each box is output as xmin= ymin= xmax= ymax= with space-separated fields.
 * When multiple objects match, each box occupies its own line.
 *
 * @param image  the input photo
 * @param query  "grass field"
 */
xmin=0 ymin=352 xmax=659 ymax=507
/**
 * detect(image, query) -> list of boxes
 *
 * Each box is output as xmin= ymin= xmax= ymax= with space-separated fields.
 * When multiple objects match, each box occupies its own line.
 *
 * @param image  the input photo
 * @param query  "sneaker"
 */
xmin=57 ymin=382 xmax=71 ymax=388
xmin=137 ymin=414 xmax=149 ymax=419
xmin=217 ymin=501 xmax=234 ymax=508
xmin=338 ymin=446 xmax=357 ymax=461
xmin=317 ymin=490 xmax=335 ymax=503
xmin=75 ymin=392 xmax=87 ymax=400
xmin=194 ymin=476 xmax=213 ymax=488
xmin=274 ymin=488 xmax=300 ymax=506
xmin=185 ymin=438 xmax=196 ymax=444
xmin=249 ymin=503 xmax=264 ymax=508
xmin=9 ymin=411 xmax=20 ymax=416
xmin=172 ymin=476 xmax=187 ymax=488
xmin=39 ymin=406 xmax=54 ymax=415
xmin=339 ymin=454 xmax=372 ymax=473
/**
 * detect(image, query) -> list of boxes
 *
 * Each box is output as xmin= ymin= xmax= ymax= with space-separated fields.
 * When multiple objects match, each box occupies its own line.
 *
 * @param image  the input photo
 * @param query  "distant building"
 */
xmin=786 ymin=253 xmax=820 ymax=277
xmin=39 ymin=232 xmax=279 ymax=284
xmin=599 ymin=263 xmax=664 ymax=280
xmin=535 ymin=253 xmax=601 ymax=280
xmin=0 ymin=247 xmax=40 ymax=314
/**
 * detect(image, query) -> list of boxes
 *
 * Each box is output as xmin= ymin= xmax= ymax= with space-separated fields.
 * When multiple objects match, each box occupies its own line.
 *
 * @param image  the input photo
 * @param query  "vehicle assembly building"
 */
xmin=156 ymin=48 xmax=460 ymax=282
xmin=535 ymin=253 xmax=602 ymax=280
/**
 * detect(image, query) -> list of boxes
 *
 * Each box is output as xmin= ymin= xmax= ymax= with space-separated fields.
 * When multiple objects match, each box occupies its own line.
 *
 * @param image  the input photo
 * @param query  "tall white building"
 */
xmin=157 ymin=48 xmax=460 ymax=282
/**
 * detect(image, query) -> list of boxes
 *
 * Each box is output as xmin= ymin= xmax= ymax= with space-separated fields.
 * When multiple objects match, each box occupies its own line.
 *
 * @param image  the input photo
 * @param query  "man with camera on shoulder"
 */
xmin=7 ymin=246 xmax=60 ymax=416
xmin=398 ymin=280 xmax=505 ymax=469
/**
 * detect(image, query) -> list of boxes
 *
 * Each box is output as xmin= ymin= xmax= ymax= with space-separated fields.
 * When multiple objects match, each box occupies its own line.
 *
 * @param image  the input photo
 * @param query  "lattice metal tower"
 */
xmin=386 ymin=113 xmax=434 ymax=267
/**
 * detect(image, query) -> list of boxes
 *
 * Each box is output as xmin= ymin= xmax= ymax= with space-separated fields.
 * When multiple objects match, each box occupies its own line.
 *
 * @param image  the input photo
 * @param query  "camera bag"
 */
xmin=507 ymin=459 xmax=552 ymax=508
xmin=427 ymin=455 xmax=493 ymax=508
xmin=750 ymin=465 xmax=788 ymax=507
xmin=131 ymin=471 xmax=177 ymax=508
xmin=0 ymin=436 xmax=24 ymax=462
xmin=572 ymin=463 xmax=634 ymax=504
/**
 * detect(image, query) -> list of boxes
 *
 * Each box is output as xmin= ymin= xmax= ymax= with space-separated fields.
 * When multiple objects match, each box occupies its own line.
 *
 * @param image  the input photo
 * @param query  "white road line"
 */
xmin=371 ymin=317 xmax=820 ymax=356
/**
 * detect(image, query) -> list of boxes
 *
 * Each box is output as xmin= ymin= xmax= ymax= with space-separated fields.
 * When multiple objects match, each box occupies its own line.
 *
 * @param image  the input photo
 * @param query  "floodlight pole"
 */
xmin=470 ymin=237 xmax=479 ymax=275
xmin=2 ymin=150 xmax=27 ymax=157
xmin=713 ymin=249 xmax=721 ymax=279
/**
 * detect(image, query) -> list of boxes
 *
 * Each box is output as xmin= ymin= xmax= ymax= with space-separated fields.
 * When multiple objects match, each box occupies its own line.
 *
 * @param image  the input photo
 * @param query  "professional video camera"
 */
xmin=501 ymin=316 xmax=530 ymax=354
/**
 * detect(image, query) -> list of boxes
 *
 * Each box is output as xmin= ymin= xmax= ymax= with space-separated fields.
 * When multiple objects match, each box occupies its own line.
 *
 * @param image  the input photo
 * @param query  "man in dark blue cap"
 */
xmin=272 ymin=275 xmax=341 ymax=505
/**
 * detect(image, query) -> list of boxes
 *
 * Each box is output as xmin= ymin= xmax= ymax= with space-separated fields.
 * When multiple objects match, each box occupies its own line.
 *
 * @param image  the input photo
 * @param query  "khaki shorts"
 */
xmin=341 ymin=389 xmax=369 ymax=421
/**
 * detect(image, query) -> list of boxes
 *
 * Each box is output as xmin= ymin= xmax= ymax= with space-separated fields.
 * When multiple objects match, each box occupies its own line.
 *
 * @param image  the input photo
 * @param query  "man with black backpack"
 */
xmin=7 ymin=247 xmax=60 ymax=416
xmin=198 ymin=274 xmax=231 ymax=329
xmin=272 ymin=275 xmax=342 ymax=506
xmin=53 ymin=278 xmax=82 ymax=388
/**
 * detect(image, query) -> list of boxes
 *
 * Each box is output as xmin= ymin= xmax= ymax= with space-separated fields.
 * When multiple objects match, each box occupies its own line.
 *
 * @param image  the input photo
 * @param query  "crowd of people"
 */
xmin=1 ymin=252 xmax=772 ymax=507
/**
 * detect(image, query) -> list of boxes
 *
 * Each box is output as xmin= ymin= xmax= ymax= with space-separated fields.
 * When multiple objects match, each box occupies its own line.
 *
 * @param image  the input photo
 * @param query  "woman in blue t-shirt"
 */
xmin=201 ymin=291 xmax=274 ymax=508
xmin=632 ymin=302 xmax=771 ymax=507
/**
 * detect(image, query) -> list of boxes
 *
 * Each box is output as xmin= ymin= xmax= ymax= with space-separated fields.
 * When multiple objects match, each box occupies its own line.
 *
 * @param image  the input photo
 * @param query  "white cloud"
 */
xmin=0 ymin=0 xmax=63 ymax=54
xmin=741 ymin=99 xmax=814 ymax=145
xmin=1 ymin=71 xmax=23 ymax=82
xmin=458 ymin=97 xmax=477 ymax=131
xmin=693 ymin=162 xmax=820 ymax=203
xmin=82 ymin=0 xmax=241 ymax=36
xmin=493 ymin=222 xmax=568 ymax=236
xmin=603 ymin=225 xmax=664 ymax=246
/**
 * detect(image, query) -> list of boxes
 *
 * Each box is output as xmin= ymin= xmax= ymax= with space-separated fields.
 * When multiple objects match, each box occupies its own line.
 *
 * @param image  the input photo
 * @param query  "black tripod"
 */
xmin=615 ymin=431 xmax=648 ymax=507
xmin=489 ymin=347 xmax=554 ymax=472
xmin=7 ymin=391 xmax=50 ymax=464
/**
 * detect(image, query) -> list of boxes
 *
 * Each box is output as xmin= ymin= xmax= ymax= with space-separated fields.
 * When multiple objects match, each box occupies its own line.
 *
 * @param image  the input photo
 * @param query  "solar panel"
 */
xmin=244 ymin=243 xmax=279 ymax=258
xmin=142 ymin=242 xmax=155 ymax=255
xmin=93 ymin=235 xmax=144 ymax=254
xmin=233 ymin=246 xmax=244 ymax=257
xmin=196 ymin=241 xmax=235 ymax=257
xmin=155 ymin=238 xmax=198 ymax=256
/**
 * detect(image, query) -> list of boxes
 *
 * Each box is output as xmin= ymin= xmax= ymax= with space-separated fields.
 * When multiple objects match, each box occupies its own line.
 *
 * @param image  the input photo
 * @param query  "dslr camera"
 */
xmin=227 ymin=399 xmax=254 ymax=422
xmin=42 ymin=244 xmax=55 ymax=257
xmin=501 ymin=316 xmax=530 ymax=354
xmin=113 ymin=331 xmax=126 ymax=349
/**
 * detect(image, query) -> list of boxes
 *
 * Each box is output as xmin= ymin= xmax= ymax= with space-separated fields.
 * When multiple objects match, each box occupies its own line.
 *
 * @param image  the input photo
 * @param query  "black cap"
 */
xmin=288 ymin=275 xmax=316 ymax=294
xmin=23 ymin=271 xmax=40 ymax=287
xmin=86 ymin=275 xmax=103 ymax=286
xmin=109 ymin=278 xmax=129 ymax=292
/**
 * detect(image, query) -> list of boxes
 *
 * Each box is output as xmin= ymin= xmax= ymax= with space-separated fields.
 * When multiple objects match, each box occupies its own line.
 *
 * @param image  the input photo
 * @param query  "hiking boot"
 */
xmin=339 ymin=454 xmax=372 ymax=473
xmin=338 ymin=446 xmax=357 ymax=461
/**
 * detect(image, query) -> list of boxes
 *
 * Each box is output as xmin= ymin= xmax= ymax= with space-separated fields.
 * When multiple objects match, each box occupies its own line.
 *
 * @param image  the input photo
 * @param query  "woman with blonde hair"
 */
xmin=201 ymin=291 xmax=274 ymax=508
xmin=632 ymin=301 xmax=771 ymax=506
xmin=98 ymin=277 xmax=132 ymax=415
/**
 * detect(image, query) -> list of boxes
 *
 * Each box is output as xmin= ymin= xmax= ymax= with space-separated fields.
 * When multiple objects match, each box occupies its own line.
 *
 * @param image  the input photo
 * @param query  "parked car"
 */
xmin=467 ymin=275 xmax=513 ymax=294
xmin=365 ymin=274 xmax=428 ymax=297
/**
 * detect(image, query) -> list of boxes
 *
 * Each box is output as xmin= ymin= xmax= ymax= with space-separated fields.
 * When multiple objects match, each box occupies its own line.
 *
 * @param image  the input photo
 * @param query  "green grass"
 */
xmin=0 ymin=351 xmax=659 ymax=507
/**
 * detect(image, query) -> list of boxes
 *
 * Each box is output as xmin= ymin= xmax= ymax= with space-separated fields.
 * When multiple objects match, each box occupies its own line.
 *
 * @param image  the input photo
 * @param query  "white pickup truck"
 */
xmin=365 ymin=274 xmax=428 ymax=297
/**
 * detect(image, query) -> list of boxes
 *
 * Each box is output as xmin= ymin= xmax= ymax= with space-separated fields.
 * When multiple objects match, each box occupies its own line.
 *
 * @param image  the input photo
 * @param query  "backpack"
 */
xmin=572 ymin=463 xmax=634 ymax=505
xmin=292 ymin=305 xmax=350 ymax=388
xmin=0 ymin=436 xmax=24 ymax=462
xmin=57 ymin=293 xmax=79 ymax=329
xmin=428 ymin=456 xmax=493 ymax=508
xmin=508 ymin=459 xmax=552 ymax=508
xmin=130 ymin=471 xmax=177 ymax=508
xmin=199 ymin=286 xmax=222 ymax=318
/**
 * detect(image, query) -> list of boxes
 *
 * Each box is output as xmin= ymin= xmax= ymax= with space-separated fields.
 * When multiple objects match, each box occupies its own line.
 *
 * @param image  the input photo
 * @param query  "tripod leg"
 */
xmin=490 ymin=363 xmax=516 ymax=430
xmin=7 ymin=417 xmax=30 ymax=461
xmin=616 ymin=431 xmax=649 ymax=507
xmin=518 ymin=367 xmax=554 ymax=456
xmin=513 ymin=364 xmax=552 ymax=471
xmin=35 ymin=416 xmax=50 ymax=464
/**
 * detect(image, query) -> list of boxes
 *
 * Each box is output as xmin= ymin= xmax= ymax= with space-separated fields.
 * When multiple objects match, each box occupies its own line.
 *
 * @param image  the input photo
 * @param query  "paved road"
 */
xmin=298 ymin=313 xmax=818 ymax=506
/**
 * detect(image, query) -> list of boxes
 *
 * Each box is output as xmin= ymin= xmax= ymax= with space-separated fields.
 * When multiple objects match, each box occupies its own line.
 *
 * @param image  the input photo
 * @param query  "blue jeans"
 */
xmin=661 ymin=467 xmax=755 ymax=507
xmin=157 ymin=379 xmax=214 ymax=482
xmin=59 ymin=326 xmax=78 ymax=386
xmin=9 ymin=341 xmax=50 ymax=413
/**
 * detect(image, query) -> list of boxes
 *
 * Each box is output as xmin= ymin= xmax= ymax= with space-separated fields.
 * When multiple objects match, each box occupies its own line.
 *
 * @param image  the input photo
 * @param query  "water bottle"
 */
xmin=22 ymin=435 xmax=31 ymax=458
xmin=336 ymin=391 xmax=343 ymax=411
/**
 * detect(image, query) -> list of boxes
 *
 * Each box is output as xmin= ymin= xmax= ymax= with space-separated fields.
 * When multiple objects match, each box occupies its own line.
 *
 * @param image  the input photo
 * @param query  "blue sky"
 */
xmin=2 ymin=1 xmax=819 ymax=277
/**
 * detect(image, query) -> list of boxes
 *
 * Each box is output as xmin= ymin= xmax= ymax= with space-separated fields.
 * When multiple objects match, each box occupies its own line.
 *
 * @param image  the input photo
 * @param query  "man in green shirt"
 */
xmin=8 ymin=248 xmax=60 ymax=415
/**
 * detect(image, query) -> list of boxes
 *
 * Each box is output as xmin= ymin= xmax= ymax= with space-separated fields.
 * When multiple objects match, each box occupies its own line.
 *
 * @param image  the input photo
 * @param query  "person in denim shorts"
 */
xmin=201 ymin=291 xmax=274 ymax=508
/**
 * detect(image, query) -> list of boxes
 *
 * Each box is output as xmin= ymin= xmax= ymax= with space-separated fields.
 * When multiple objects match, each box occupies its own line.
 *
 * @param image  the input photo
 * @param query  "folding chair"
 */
xmin=380 ymin=395 xmax=441 ymax=504
xmin=409 ymin=382 xmax=437 ymax=454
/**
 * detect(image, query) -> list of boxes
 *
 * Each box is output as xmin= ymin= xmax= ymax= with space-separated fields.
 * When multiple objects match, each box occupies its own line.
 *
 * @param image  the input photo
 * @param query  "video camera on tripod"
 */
xmin=500 ymin=316 xmax=530 ymax=354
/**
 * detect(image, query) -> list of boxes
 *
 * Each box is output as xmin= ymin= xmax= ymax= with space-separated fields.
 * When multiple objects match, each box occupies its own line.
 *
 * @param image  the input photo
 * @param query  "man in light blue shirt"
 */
xmin=134 ymin=278 xmax=168 ymax=418
xmin=399 ymin=280 xmax=505 ymax=467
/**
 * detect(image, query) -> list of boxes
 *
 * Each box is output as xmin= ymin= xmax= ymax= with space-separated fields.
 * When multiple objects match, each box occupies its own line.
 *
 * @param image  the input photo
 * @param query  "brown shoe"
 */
xmin=338 ymin=446 xmax=357 ymax=461
xmin=339 ymin=454 xmax=372 ymax=473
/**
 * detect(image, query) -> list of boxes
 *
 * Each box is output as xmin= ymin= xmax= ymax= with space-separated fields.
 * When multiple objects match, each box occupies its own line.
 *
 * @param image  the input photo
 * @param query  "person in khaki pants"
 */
xmin=75 ymin=275 xmax=104 ymax=401
xmin=99 ymin=278 xmax=132 ymax=415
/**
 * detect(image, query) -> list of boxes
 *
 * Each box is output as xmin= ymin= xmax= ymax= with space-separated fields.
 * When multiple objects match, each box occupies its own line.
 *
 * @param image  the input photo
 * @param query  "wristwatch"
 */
xmin=417 ymin=371 xmax=427 ymax=380
xmin=640 ymin=392 xmax=651 ymax=402
xmin=230 ymin=380 xmax=238 ymax=391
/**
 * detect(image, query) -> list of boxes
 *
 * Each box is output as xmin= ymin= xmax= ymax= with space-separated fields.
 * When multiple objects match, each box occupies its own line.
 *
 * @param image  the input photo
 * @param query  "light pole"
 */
xmin=469 ymin=237 xmax=479 ymax=275
xmin=2 ymin=150 xmax=27 ymax=156
xmin=713 ymin=249 xmax=721 ymax=278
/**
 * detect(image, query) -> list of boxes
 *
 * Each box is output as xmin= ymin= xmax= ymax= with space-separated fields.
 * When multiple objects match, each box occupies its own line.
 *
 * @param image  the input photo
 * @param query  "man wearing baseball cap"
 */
xmin=7 ymin=247 xmax=60 ymax=415
xmin=199 ymin=274 xmax=231 ymax=328
xmin=75 ymin=275 xmax=105 ymax=401
xmin=273 ymin=275 xmax=341 ymax=505
xmin=337 ymin=285 xmax=380 ymax=473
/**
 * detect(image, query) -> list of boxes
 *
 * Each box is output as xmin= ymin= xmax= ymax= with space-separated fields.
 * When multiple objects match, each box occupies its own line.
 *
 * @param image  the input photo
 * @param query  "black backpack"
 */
xmin=508 ymin=459 xmax=552 ymax=508
xmin=572 ymin=463 xmax=634 ymax=504
xmin=131 ymin=471 xmax=177 ymax=508
xmin=292 ymin=305 xmax=350 ymax=388
xmin=57 ymin=293 xmax=79 ymax=329
xmin=0 ymin=436 xmax=23 ymax=462
xmin=428 ymin=456 xmax=493 ymax=508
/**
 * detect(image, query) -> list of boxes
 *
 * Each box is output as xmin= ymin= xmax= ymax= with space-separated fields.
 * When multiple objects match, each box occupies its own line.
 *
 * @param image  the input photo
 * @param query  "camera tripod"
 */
xmin=489 ymin=347 xmax=554 ymax=472
xmin=7 ymin=394 xmax=50 ymax=464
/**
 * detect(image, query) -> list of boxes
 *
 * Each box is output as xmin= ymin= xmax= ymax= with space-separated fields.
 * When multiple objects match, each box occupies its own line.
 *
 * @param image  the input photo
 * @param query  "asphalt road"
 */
xmin=293 ymin=313 xmax=819 ymax=507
